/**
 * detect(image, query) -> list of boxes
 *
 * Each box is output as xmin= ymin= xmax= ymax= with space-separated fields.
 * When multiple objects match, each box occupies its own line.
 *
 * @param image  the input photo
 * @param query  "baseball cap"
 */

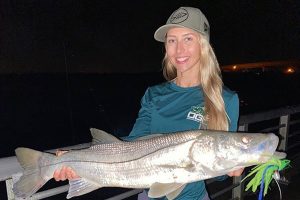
xmin=154 ymin=7 xmax=210 ymax=42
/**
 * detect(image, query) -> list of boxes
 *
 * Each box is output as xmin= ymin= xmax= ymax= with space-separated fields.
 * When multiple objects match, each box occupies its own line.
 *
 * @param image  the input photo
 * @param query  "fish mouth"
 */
xmin=255 ymin=133 xmax=284 ymax=162
xmin=273 ymin=151 xmax=286 ymax=159
xmin=264 ymin=133 xmax=279 ymax=154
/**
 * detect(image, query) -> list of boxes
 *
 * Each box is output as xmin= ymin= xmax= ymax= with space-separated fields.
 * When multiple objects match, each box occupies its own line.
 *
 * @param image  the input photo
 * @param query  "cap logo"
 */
xmin=204 ymin=22 xmax=209 ymax=34
xmin=169 ymin=8 xmax=189 ymax=24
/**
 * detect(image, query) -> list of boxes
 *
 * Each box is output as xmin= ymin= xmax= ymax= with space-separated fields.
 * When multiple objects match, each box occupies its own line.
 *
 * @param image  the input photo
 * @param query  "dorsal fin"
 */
xmin=90 ymin=128 xmax=122 ymax=144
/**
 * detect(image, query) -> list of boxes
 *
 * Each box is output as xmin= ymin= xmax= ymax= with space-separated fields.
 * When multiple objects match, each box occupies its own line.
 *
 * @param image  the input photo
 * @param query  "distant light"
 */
xmin=232 ymin=65 xmax=237 ymax=70
xmin=285 ymin=67 xmax=295 ymax=74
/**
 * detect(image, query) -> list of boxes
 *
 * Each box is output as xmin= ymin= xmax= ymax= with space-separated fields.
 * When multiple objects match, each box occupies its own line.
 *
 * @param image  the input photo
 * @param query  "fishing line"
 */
xmin=273 ymin=177 xmax=282 ymax=200
xmin=259 ymin=168 xmax=283 ymax=200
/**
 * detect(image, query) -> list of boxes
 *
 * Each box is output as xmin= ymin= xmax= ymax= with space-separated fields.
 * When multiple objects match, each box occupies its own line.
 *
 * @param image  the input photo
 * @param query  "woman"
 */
xmin=54 ymin=7 xmax=243 ymax=200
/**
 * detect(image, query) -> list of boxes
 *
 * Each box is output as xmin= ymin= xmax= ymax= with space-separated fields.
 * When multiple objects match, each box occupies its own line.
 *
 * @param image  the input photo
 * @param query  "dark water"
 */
xmin=0 ymin=71 xmax=300 ymax=199
xmin=0 ymin=73 xmax=162 ymax=157
xmin=1 ymin=71 xmax=300 ymax=157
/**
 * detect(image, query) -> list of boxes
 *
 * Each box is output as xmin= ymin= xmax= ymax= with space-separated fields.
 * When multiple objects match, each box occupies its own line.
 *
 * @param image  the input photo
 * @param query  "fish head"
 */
xmin=191 ymin=132 xmax=285 ymax=170
xmin=215 ymin=132 xmax=284 ymax=166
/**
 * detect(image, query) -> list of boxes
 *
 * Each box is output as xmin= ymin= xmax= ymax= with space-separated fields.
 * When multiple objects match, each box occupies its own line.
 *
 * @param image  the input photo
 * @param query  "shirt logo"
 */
xmin=186 ymin=105 xmax=206 ymax=128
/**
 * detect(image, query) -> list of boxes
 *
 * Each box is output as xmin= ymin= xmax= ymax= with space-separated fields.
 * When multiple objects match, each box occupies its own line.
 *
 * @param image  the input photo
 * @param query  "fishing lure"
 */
xmin=242 ymin=158 xmax=290 ymax=200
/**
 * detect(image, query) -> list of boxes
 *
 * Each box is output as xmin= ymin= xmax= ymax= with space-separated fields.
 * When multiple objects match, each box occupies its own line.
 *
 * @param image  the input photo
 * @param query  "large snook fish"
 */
xmin=13 ymin=128 xmax=285 ymax=200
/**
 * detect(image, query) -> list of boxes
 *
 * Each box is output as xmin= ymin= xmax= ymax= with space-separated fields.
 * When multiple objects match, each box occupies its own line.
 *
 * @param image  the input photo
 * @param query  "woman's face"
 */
xmin=165 ymin=27 xmax=201 ymax=75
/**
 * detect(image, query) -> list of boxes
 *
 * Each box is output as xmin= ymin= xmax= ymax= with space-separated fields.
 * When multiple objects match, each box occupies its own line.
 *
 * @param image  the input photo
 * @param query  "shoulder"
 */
xmin=143 ymin=82 xmax=172 ymax=100
xmin=222 ymin=86 xmax=238 ymax=102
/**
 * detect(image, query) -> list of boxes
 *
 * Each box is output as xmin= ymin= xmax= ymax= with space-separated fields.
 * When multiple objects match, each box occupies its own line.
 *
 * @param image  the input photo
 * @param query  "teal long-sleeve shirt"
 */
xmin=126 ymin=81 xmax=239 ymax=200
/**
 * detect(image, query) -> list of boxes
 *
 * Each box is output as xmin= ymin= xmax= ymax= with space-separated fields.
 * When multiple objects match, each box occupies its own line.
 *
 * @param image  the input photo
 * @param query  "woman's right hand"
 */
xmin=53 ymin=150 xmax=80 ymax=181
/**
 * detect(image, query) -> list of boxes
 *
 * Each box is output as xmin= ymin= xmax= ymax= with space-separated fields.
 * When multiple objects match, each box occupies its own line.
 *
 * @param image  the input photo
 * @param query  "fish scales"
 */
xmin=61 ymin=139 xmax=197 ymax=188
xmin=13 ymin=128 xmax=286 ymax=199
xmin=59 ymin=130 xmax=200 ymax=164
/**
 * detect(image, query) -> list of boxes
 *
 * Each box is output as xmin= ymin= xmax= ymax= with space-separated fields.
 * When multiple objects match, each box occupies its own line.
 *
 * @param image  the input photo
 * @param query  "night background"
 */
xmin=0 ymin=0 xmax=300 ymax=199
xmin=1 ymin=0 xmax=300 ymax=73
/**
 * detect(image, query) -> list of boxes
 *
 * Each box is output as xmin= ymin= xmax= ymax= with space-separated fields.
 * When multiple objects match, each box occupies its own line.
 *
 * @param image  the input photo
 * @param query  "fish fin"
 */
xmin=90 ymin=128 xmax=122 ymax=144
xmin=13 ymin=147 xmax=53 ymax=198
xmin=67 ymin=178 xmax=101 ymax=199
xmin=148 ymin=182 xmax=184 ymax=199
xmin=166 ymin=184 xmax=186 ymax=200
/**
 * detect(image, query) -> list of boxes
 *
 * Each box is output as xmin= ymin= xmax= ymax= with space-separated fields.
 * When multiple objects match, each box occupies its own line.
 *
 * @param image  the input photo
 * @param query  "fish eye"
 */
xmin=242 ymin=137 xmax=249 ymax=144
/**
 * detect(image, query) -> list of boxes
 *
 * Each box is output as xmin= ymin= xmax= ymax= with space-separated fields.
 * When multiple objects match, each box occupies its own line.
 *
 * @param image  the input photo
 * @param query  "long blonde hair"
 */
xmin=162 ymin=34 xmax=229 ymax=131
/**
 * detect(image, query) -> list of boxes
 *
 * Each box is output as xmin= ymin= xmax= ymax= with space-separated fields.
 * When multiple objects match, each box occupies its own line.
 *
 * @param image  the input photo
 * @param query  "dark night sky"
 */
xmin=0 ymin=0 xmax=300 ymax=73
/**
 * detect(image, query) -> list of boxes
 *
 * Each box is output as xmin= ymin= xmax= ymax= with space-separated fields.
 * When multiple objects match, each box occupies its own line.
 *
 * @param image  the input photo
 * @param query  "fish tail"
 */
xmin=13 ymin=147 xmax=55 ymax=198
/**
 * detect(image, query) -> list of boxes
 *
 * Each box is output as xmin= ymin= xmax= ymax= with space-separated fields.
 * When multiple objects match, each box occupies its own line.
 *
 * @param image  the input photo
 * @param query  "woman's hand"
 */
xmin=53 ymin=150 xmax=80 ymax=181
xmin=227 ymin=168 xmax=244 ymax=177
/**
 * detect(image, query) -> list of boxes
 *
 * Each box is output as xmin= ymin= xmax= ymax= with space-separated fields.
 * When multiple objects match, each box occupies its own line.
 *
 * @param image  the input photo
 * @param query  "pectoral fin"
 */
xmin=166 ymin=184 xmax=186 ymax=200
xmin=67 ymin=178 xmax=101 ymax=199
xmin=148 ymin=182 xmax=185 ymax=199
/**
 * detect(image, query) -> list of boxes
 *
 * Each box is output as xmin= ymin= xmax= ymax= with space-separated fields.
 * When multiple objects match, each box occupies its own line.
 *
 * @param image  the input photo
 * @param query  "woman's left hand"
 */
xmin=227 ymin=168 xmax=244 ymax=177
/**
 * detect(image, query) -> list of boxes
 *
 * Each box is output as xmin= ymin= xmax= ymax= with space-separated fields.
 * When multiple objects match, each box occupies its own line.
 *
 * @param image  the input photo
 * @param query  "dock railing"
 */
xmin=1 ymin=105 xmax=300 ymax=200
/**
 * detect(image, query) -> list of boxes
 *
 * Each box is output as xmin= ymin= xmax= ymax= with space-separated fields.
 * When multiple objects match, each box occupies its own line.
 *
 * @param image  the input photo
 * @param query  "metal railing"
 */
xmin=1 ymin=105 xmax=300 ymax=200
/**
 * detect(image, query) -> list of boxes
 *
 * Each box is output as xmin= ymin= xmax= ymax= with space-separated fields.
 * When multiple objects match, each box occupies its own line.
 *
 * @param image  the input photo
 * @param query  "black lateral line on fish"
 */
xmin=39 ymin=139 xmax=197 ymax=168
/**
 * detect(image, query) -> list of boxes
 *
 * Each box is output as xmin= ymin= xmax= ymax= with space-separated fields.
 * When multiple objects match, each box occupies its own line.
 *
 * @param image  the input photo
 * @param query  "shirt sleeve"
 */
xmin=124 ymin=88 xmax=152 ymax=141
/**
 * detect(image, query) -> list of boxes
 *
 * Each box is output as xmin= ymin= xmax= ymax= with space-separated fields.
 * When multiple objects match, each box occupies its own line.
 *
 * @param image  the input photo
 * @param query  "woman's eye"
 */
xmin=184 ymin=37 xmax=193 ymax=42
xmin=167 ymin=39 xmax=175 ymax=44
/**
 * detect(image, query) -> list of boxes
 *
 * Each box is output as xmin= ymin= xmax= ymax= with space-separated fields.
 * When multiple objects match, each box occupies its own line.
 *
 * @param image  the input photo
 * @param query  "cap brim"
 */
xmin=154 ymin=24 xmax=188 ymax=42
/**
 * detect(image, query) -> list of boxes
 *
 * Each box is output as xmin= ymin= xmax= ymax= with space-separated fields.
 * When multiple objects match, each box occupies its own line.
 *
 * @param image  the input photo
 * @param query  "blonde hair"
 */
xmin=162 ymin=34 xmax=229 ymax=131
